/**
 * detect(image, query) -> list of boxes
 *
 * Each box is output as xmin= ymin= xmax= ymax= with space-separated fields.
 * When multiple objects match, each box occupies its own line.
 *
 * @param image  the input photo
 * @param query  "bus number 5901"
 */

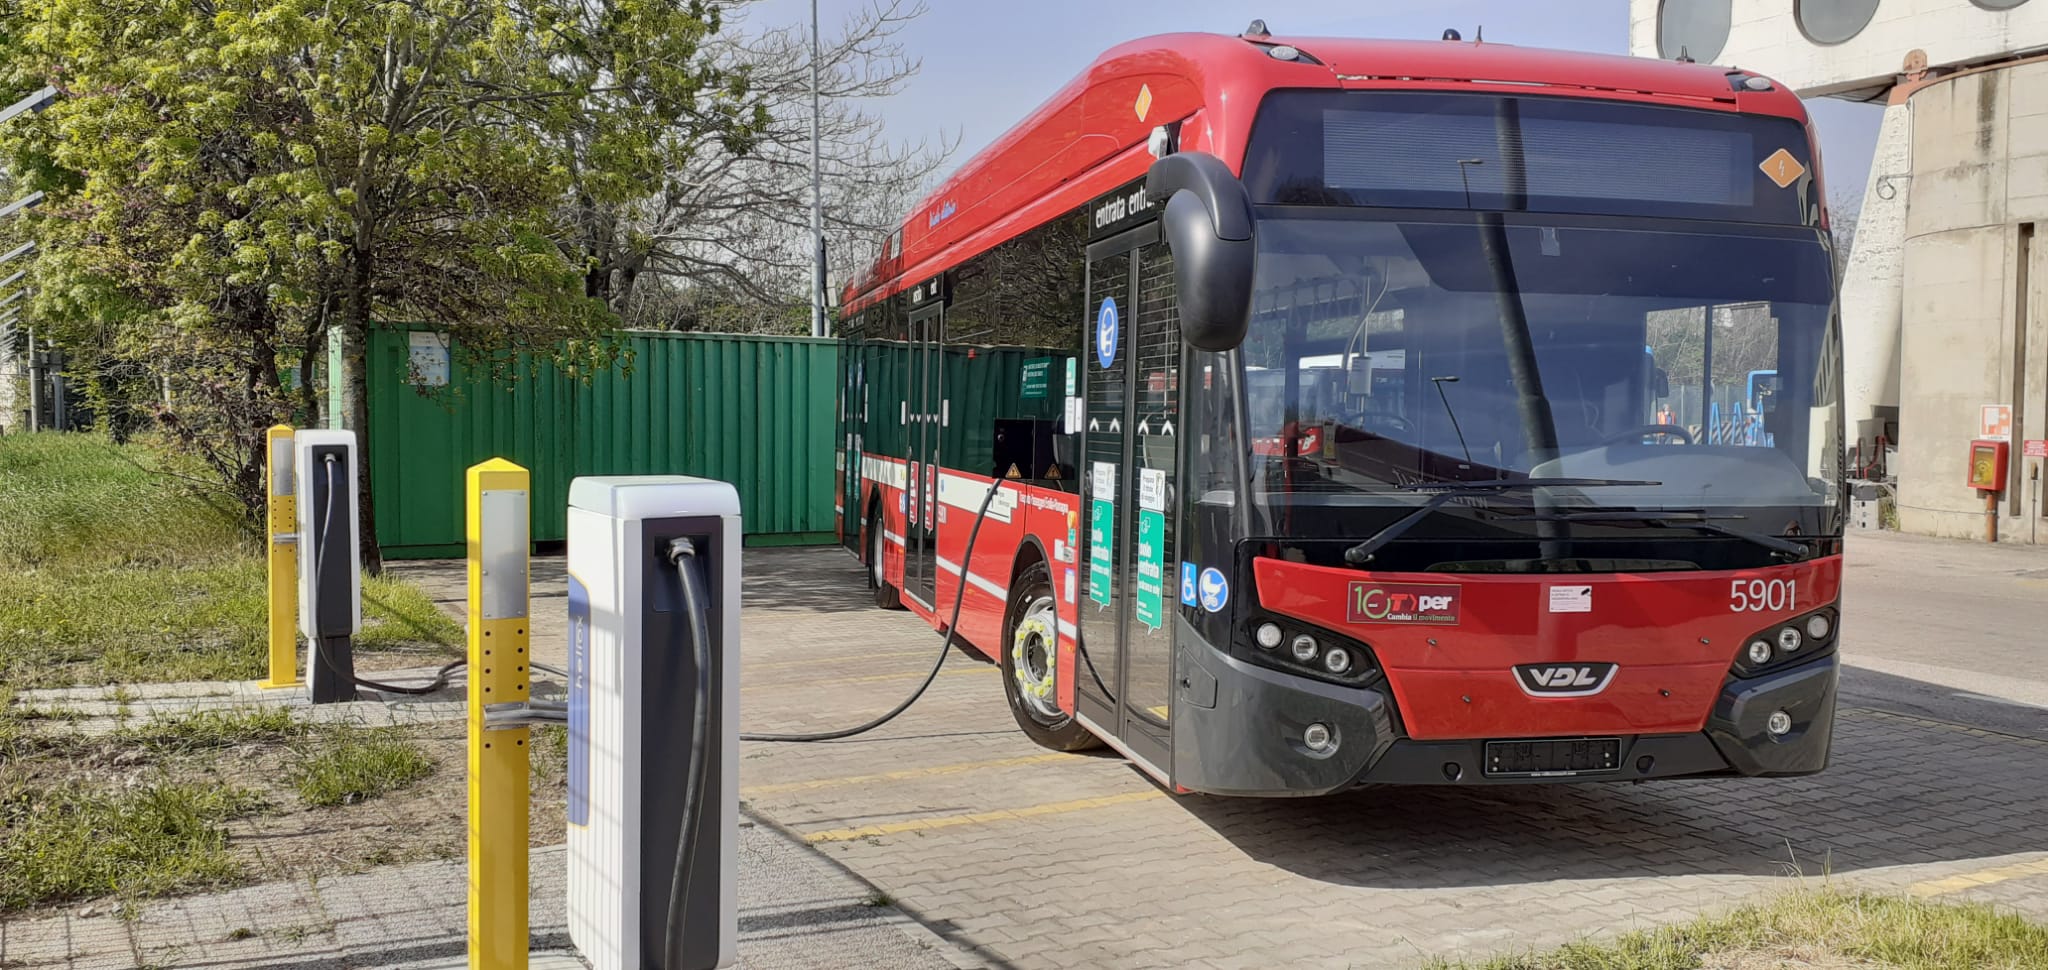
xmin=1730 ymin=579 xmax=1796 ymax=613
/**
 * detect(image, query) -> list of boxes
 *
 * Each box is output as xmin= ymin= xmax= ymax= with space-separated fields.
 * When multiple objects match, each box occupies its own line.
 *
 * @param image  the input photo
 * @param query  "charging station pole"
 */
xmin=294 ymin=429 xmax=361 ymax=703
xmin=566 ymin=476 xmax=739 ymax=970
xmin=259 ymin=424 xmax=300 ymax=689
xmin=467 ymin=458 xmax=532 ymax=970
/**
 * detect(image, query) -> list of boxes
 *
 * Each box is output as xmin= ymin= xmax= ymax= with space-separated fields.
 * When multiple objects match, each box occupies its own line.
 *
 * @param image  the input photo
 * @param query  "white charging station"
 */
xmin=565 ymin=476 xmax=739 ymax=970
xmin=293 ymin=429 xmax=361 ymax=703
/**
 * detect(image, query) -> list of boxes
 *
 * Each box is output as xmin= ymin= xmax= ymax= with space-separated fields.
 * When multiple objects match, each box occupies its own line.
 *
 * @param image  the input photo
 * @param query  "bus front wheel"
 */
xmin=1001 ymin=561 xmax=1102 ymax=752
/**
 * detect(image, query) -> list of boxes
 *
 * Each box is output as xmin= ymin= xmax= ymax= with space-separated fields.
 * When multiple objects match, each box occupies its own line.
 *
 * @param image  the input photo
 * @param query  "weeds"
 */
xmin=1428 ymin=887 xmax=2048 ymax=970
xmin=288 ymin=729 xmax=436 ymax=807
xmin=120 ymin=708 xmax=306 ymax=755
xmin=0 ymin=781 xmax=266 ymax=911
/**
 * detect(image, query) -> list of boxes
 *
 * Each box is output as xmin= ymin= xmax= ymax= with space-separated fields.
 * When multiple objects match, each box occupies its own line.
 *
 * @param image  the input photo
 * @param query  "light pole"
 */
xmin=809 ymin=0 xmax=826 ymax=338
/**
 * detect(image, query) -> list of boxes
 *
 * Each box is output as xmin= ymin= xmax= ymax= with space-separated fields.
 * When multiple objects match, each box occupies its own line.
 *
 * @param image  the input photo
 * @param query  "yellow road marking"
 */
xmin=743 ymin=753 xmax=1075 ymax=797
xmin=803 ymin=790 xmax=1165 ymax=843
xmin=1908 ymin=857 xmax=2048 ymax=897
xmin=741 ymin=666 xmax=992 ymax=694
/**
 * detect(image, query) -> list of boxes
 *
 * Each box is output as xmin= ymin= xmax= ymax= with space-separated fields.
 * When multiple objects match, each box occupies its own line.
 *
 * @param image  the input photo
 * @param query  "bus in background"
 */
xmin=835 ymin=25 xmax=1844 ymax=795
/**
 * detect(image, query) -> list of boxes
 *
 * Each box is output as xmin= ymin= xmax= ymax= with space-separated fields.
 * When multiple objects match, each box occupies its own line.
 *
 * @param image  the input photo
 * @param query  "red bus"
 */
xmin=834 ymin=26 xmax=1845 ymax=795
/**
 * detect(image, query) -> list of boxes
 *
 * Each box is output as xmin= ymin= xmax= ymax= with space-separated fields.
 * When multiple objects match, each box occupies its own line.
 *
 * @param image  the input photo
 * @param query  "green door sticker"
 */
xmin=1089 ymin=462 xmax=1114 ymax=607
xmin=1134 ymin=467 xmax=1166 ymax=630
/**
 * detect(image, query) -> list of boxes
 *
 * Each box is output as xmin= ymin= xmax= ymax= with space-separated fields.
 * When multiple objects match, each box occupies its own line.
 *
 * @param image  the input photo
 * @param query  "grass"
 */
xmin=0 ymin=432 xmax=461 ymax=689
xmin=1428 ymin=888 xmax=2048 ymax=970
xmin=288 ymin=729 xmax=436 ymax=807
xmin=0 ymin=780 xmax=267 ymax=911
xmin=119 ymin=707 xmax=308 ymax=755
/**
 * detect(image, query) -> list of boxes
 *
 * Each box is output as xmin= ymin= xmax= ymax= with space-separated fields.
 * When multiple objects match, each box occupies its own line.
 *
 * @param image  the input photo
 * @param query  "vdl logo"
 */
xmin=1513 ymin=662 xmax=1619 ymax=697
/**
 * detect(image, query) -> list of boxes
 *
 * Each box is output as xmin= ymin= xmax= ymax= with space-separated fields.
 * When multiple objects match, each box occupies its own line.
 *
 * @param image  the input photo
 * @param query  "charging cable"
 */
xmin=664 ymin=537 xmax=715 ymax=970
xmin=737 ymin=478 xmax=1002 ymax=743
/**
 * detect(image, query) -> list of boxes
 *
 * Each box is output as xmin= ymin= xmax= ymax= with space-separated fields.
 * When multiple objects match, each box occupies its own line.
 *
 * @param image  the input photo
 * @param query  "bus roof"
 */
xmin=842 ymin=31 xmax=1816 ymax=315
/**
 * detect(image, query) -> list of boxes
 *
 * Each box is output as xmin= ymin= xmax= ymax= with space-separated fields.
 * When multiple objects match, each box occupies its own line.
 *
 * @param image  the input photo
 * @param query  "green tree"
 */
xmin=3 ymin=0 xmax=762 ymax=566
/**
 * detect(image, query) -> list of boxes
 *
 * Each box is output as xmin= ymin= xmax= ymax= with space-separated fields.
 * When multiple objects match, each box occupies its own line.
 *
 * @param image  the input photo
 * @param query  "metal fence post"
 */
xmin=468 ymin=458 xmax=532 ymax=969
xmin=258 ymin=425 xmax=301 ymax=688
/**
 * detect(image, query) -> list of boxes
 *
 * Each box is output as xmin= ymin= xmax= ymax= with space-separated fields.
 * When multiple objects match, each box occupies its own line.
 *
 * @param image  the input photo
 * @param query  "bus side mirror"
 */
xmin=1147 ymin=152 xmax=1256 ymax=352
xmin=1653 ymin=368 xmax=1670 ymax=399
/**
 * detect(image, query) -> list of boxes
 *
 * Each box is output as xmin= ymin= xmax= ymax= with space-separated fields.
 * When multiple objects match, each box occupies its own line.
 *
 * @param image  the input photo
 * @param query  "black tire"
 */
xmin=1000 ymin=560 xmax=1102 ymax=751
xmin=868 ymin=508 xmax=904 ymax=610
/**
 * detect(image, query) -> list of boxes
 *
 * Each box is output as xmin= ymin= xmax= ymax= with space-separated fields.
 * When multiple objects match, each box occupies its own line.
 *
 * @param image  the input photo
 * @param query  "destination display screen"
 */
xmin=1242 ymin=90 xmax=1819 ymax=226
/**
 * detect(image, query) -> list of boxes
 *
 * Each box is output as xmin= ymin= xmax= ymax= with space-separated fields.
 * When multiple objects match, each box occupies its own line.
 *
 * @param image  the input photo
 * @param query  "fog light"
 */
xmin=1255 ymin=623 xmax=1283 ymax=649
xmin=1303 ymin=722 xmax=1335 ymax=753
xmin=1804 ymin=613 xmax=1832 ymax=640
xmin=1323 ymin=647 xmax=1352 ymax=675
xmin=1747 ymin=640 xmax=1773 ymax=665
xmin=1290 ymin=634 xmax=1319 ymax=662
xmin=1766 ymin=709 xmax=1794 ymax=737
xmin=1777 ymin=627 xmax=1803 ymax=652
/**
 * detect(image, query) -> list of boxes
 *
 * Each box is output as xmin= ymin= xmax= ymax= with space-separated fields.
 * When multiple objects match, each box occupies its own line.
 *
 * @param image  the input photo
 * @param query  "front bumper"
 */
xmin=1172 ymin=645 xmax=1838 ymax=796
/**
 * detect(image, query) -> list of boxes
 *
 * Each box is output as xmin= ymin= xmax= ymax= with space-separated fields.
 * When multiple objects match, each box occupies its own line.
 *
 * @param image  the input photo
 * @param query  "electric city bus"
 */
xmin=834 ymin=27 xmax=1845 ymax=796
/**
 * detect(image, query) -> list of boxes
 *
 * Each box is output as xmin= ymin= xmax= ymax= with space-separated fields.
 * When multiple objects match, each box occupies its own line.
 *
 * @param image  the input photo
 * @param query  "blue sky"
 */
xmin=747 ymin=0 xmax=1882 ymax=204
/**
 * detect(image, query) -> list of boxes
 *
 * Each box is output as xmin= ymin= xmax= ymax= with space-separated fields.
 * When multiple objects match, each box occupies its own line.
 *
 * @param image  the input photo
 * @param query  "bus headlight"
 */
xmin=1303 ymin=722 xmax=1335 ymax=753
xmin=1290 ymin=634 xmax=1319 ymax=663
xmin=1322 ymin=648 xmax=1352 ymax=675
xmin=1766 ymin=710 xmax=1793 ymax=737
xmin=1255 ymin=623 xmax=1283 ymax=650
xmin=1777 ymin=627 xmax=1803 ymax=652
xmin=1747 ymin=640 xmax=1773 ymax=665
xmin=1804 ymin=613 xmax=1832 ymax=640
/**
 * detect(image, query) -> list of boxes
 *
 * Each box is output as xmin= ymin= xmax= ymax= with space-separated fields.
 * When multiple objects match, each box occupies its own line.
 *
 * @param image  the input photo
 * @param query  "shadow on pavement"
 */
xmin=742 ymin=546 xmax=878 ymax=615
xmin=1175 ymin=673 xmax=2047 ymax=889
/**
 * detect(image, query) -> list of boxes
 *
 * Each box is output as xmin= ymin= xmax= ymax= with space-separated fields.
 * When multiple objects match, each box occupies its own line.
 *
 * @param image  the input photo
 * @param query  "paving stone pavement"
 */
xmin=0 ymin=818 xmax=974 ymax=969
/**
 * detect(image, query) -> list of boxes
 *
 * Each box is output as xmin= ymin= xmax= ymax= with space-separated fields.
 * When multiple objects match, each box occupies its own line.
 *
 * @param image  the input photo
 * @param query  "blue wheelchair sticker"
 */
xmin=1179 ymin=562 xmax=1198 ymax=607
xmin=1198 ymin=567 xmax=1229 ymax=613
xmin=1096 ymin=297 xmax=1119 ymax=369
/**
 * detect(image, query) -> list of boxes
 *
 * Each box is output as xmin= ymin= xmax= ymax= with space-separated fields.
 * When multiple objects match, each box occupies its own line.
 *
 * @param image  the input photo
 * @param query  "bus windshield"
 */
xmin=1240 ymin=212 xmax=1840 ymax=532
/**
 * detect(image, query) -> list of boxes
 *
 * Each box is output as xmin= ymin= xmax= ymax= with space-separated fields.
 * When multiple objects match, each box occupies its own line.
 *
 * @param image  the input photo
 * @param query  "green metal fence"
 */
xmin=367 ymin=328 xmax=839 ymax=558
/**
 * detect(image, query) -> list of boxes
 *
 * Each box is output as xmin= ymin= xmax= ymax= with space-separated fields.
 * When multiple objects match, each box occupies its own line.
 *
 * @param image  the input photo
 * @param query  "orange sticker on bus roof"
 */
xmin=1759 ymin=148 xmax=1805 ymax=189
xmin=1135 ymin=84 xmax=1153 ymax=123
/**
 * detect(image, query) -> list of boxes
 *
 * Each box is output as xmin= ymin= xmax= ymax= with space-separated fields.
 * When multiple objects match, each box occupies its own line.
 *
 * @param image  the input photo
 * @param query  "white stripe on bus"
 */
xmin=883 ymin=530 xmax=906 ymax=548
xmin=934 ymin=556 xmax=1009 ymax=601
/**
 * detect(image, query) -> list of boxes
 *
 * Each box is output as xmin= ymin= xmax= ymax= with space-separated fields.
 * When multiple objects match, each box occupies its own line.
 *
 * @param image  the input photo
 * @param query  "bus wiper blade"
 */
xmin=1502 ymin=509 xmax=1810 ymax=561
xmin=1344 ymin=478 xmax=1662 ymax=565
xmin=1396 ymin=477 xmax=1659 ymax=492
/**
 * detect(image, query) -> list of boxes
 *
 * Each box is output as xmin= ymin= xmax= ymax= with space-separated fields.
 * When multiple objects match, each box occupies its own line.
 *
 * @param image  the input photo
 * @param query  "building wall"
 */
xmin=1896 ymin=64 xmax=2048 ymax=539
xmin=1840 ymin=103 xmax=1912 ymax=434
xmin=1629 ymin=0 xmax=2048 ymax=97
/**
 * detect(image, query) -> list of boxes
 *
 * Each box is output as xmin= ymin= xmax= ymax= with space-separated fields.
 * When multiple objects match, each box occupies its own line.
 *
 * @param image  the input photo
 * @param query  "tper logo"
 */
xmin=1346 ymin=582 xmax=1461 ymax=625
xmin=1513 ymin=662 xmax=1618 ymax=697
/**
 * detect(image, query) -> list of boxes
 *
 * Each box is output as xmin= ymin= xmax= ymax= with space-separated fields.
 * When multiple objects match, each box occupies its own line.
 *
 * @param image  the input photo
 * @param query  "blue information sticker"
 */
xmin=566 ymin=573 xmax=591 ymax=826
xmin=1096 ymin=297 xmax=1119 ymax=369
xmin=1198 ymin=567 xmax=1229 ymax=613
xmin=1180 ymin=561 xmax=1198 ymax=607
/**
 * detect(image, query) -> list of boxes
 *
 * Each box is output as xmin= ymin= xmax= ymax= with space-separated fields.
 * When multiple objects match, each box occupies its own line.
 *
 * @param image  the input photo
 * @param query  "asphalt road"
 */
xmin=1836 ymin=530 xmax=2048 ymax=741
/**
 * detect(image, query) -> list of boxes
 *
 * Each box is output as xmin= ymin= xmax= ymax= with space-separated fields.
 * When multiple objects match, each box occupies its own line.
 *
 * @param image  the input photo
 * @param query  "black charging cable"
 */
xmin=308 ymin=455 xmax=468 ymax=697
xmin=738 ymin=478 xmax=1002 ymax=743
xmin=664 ymin=537 xmax=716 ymax=970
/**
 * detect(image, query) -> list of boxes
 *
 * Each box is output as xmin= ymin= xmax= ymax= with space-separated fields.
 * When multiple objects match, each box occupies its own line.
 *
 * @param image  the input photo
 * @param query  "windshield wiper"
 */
xmin=1498 ymin=509 xmax=1810 ymax=561
xmin=1342 ymin=478 xmax=1660 ymax=565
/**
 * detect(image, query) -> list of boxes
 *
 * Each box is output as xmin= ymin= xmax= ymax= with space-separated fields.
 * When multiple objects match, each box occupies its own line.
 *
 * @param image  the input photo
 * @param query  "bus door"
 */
xmin=1076 ymin=222 xmax=1176 ymax=777
xmin=905 ymin=303 xmax=943 ymax=608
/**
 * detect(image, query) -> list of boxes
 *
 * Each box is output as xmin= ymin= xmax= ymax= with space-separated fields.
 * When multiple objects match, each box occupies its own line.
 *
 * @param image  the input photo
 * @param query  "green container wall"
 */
xmin=368 ymin=329 xmax=838 ymax=558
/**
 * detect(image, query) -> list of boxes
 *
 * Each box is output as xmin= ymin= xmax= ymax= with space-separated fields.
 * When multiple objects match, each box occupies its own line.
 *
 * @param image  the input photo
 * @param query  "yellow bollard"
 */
xmin=258 ymin=424 xmax=301 ymax=689
xmin=468 ymin=458 xmax=532 ymax=970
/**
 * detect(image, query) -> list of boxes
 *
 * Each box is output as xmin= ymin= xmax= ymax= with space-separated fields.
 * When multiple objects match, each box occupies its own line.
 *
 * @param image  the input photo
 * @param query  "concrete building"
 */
xmin=1631 ymin=0 xmax=2048 ymax=542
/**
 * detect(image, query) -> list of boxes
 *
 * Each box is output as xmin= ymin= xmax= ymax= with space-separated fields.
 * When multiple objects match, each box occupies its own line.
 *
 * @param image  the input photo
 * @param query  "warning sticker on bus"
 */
xmin=1347 ymin=582 xmax=1462 ymax=625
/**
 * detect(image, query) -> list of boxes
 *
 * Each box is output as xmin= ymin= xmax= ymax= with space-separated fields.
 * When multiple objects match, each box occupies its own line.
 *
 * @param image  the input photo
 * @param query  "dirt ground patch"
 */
xmin=0 ymin=710 xmax=567 ymax=917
